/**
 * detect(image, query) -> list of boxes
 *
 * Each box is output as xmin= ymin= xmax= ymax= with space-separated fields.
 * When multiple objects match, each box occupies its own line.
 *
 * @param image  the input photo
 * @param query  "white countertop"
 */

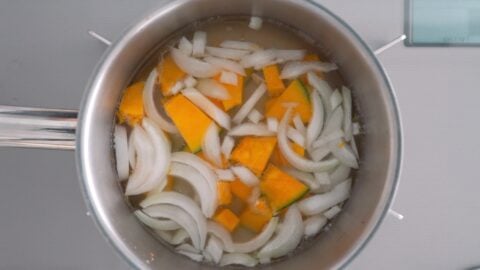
xmin=0 ymin=0 xmax=478 ymax=269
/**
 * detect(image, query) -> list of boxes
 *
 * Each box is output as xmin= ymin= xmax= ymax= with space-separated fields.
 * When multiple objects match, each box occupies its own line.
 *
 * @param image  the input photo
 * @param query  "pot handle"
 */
xmin=0 ymin=105 xmax=77 ymax=150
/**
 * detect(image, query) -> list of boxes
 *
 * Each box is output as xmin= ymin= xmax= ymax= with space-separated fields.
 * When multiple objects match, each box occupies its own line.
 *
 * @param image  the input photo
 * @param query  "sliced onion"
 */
xmin=183 ymin=76 xmax=197 ymax=88
xmin=170 ymin=48 xmax=219 ymax=78
xmin=192 ymin=31 xmax=207 ymax=57
xmin=134 ymin=210 xmax=180 ymax=231
xmin=205 ymin=236 xmax=224 ymax=264
xmin=228 ymin=123 xmax=274 ymax=137
xmin=247 ymin=109 xmax=263 ymax=124
xmin=220 ymin=40 xmax=261 ymax=51
xmin=176 ymin=243 xmax=200 ymax=254
xmin=215 ymin=169 xmax=235 ymax=181
xmin=143 ymin=68 xmax=178 ymax=133
xmin=195 ymin=79 xmax=230 ymax=100
xmin=277 ymin=106 xmax=339 ymax=172
xmin=182 ymin=88 xmax=231 ymax=130
xmin=323 ymin=205 xmax=342 ymax=219
xmin=314 ymin=172 xmax=331 ymax=186
xmin=178 ymin=36 xmax=193 ymax=56
xmin=220 ymin=71 xmax=238 ymax=85
xmin=306 ymin=89 xmax=325 ymax=149
xmin=309 ymin=145 xmax=330 ymax=162
xmin=259 ymin=257 xmax=271 ymax=264
xmin=298 ymin=179 xmax=351 ymax=216
xmin=287 ymin=127 xmax=305 ymax=147
xmin=155 ymin=230 xmax=174 ymax=244
xmin=307 ymin=72 xmax=334 ymax=114
xmin=266 ymin=117 xmax=279 ymax=132
xmin=232 ymin=217 xmax=279 ymax=253
xmin=204 ymin=56 xmax=246 ymax=76
xmin=240 ymin=49 xmax=276 ymax=69
xmin=221 ymin=136 xmax=235 ymax=159
xmin=125 ymin=125 xmax=154 ymax=195
xmin=205 ymin=46 xmax=250 ymax=61
xmin=220 ymin=253 xmax=258 ymax=267
xmin=312 ymin=129 xmax=344 ymax=149
xmin=203 ymin=250 xmax=213 ymax=263
xmin=249 ymin=16 xmax=263 ymax=30
xmin=202 ymin=123 xmax=222 ymax=168
xmin=232 ymin=83 xmax=266 ymax=124
xmin=178 ymin=250 xmax=203 ymax=262
xmin=329 ymin=164 xmax=351 ymax=186
xmin=114 ymin=125 xmax=129 ymax=180
xmin=282 ymin=167 xmax=320 ymax=191
xmin=171 ymin=152 xmax=218 ymax=196
xmin=144 ymin=204 xmax=202 ymax=249
xmin=328 ymin=139 xmax=358 ymax=169
xmin=207 ymin=221 xmax=234 ymax=252
xmin=352 ymin=122 xmax=361 ymax=136
xmin=293 ymin=114 xmax=306 ymax=135
xmin=128 ymin=127 xmax=136 ymax=169
xmin=139 ymin=191 xmax=207 ymax=248
xmin=281 ymin=61 xmax=338 ymax=79
xmin=342 ymin=86 xmax=353 ymax=141
xmin=330 ymin=89 xmax=343 ymax=111
xmin=258 ymin=205 xmax=303 ymax=259
xmin=274 ymin=49 xmax=306 ymax=62
xmin=169 ymin=80 xmax=185 ymax=96
xmin=351 ymin=137 xmax=359 ymax=159
xmin=303 ymin=214 xmax=327 ymax=238
xmin=231 ymin=166 xmax=259 ymax=186
xmin=320 ymin=106 xmax=344 ymax=139
xmin=171 ymin=229 xmax=190 ymax=245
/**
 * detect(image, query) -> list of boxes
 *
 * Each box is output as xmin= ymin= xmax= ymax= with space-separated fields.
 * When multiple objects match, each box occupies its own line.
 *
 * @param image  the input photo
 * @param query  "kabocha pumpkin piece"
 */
xmin=117 ymin=81 xmax=145 ymax=125
xmin=214 ymin=208 xmax=240 ymax=232
xmin=270 ymin=142 xmax=305 ymax=167
xmin=262 ymin=64 xmax=285 ymax=97
xmin=157 ymin=54 xmax=186 ymax=96
xmin=230 ymin=136 xmax=277 ymax=176
xmin=217 ymin=181 xmax=232 ymax=206
xmin=230 ymin=179 xmax=252 ymax=202
xmin=240 ymin=198 xmax=273 ymax=233
xmin=214 ymin=73 xmax=244 ymax=111
xmin=164 ymin=94 xmax=212 ymax=153
xmin=260 ymin=165 xmax=309 ymax=212
xmin=265 ymin=79 xmax=311 ymax=123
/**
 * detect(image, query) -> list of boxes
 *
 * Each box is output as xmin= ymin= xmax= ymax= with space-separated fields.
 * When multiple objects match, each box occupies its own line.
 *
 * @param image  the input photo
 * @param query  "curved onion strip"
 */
xmin=321 ymin=106 xmax=344 ymax=139
xmin=220 ymin=253 xmax=258 ymax=267
xmin=303 ymin=214 xmax=327 ymax=238
xmin=330 ymin=89 xmax=343 ymax=111
xmin=267 ymin=117 xmax=278 ymax=132
xmin=281 ymin=61 xmax=337 ymax=79
xmin=196 ymin=79 xmax=230 ymax=100
xmin=282 ymin=167 xmax=320 ymax=191
xmin=220 ymin=71 xmax=238 ymax=85
xmin=155 ymin=230 xmax=174 ymax=244
xmin=215 ymin=169 xmax=235 ymax=181
xmin=240 ymin=49 xmax=276 ymax=68
xmin=247 ymin=187 xmax=261 ymax=206
xmin=171 ymin=152 xmax=218 ymax=197
xmin=207 ymin=221 xmax=234 ymax=252
xmin=170 ymin=48 xmax=219 ymax=78
xmin=204 ymin=56 xmax=246 ymax=76
xmin=220 ymin=40 xmax=261 ymax=51
xmin=307 ymin=72 xmax=333 ymax=114
xmin=176 ymin=243 xmax=200 ymax=254
xmin=258 ymin=205 xmax=304 ymax=259
xmin=205 ymin=46 xmax=250 ymax=60
xmin=328 ymin=139 xmax=358 ymax=169
xmin=342 ymin=86 xmax=353 ymax=141
xmin=232 ymin=83 xmax=266 ymax=124
xmin=231 ymin=166 xmax=259 ymax=187
xmin=202 ymin=123 xmax=222 ymax=168
xmin=314 ymin=172 xmax=331 ymax=186
xmin=139 ymin=191 xmax=207 ymax=248
xmin=274 ymin=49 xmax=306 ymax=62
xmin=125 ymin=126 xmax=154 ymax=195
xmin=114 ymin=125 xmax=129 ymax=180
xmin=205 ymin=236 xmax=224 ymax=264
xmin=169 ymin=162 xmax=216 ymax=217
xmin=309 ymin=145 xmax=330 ymax=162
xmin=323 ymin=205 xmax=342 ymax=219
xmin=178 ymin=36 xmax=193 ymax=55
xmin=178 ymin=251 xmax=203 ymax=262
xmin=143 ymin=68 xmax=178 ymax=133
xmin=221 ymin=136 xmax=235 ymax=159
xmin=306 ymin=89 xmax=324 ymax=149
xmin=184 ymin=76 xmax=197 ymax=88
xmin=128 ymin=128 xmax=136 ymax=169
xmin=329 ymin=164 xmax=351 ymax=186
xmin=247 ymin=109 xmax=263 ymax=124
xmin=312 ymin=129 xmax=344 ymax=149
xmin=171 ymin=229 xmax=190 ymax=245
xmin=232 ymin=217 xmax=278 ymax=253
xmin=134 ymin=210 xmax=181 ymax=231
xmin=228 ymin=123 xmax=274 ymax=137
xmin=287 ymin=127 xmax=305 ymax=147
xmin=298 ymin=179 xmax=351 ymax=216
xmin=277 ymin=106 xmax=339 ymax=172
xmin=182 ymin=88 xmax=231 ymax=130
xmin=143 ymin=204 xmax=202 ymax=249
xmin=192 ymin=31 xmax=207 ymax=57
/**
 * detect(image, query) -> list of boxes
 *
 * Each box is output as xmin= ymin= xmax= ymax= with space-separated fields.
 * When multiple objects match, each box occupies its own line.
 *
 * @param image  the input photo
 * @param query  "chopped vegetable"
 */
xmin=247 ymin=109 xmax=263 ymax=124
xmin=184 ymin=75 xmax=197 ymax=88
xmin=215 ymin=169 xmax=235 ymax=181
xmin=202 ymin=123 xmax=223 ymax=168
xmin=233 ymin=83 xmax=267 ymax=124
xmin=240 ymin=49 xmax=276 ymax=69
xmin=214 ymin=73 xmax=244 ymax=111
xmin=240 ymin=198 xmax=272 ymax=232
xmin=274 ymin=49 xmax=306 ymax=62
xmin=205 ymin=46 xmax=250 ymax=60
xmin=157 ymin=54 xmax=186 ymax=96
xmin=249 ymin=16 xmax=263 ymax=30
xmin=217 ymin=182 xmax=232 ymax=206
xmin=330 ymin=89 xmax=343 ymax=110
xmin=306 ymin=89 xmax=324 ymax=148
xmin=262 ymin=64 xmax=285 ymax=96
xmin=232 ymin=217 xmax=279 ymax=253
xmin=260 ymin=165 xmax=309 ymax=212
xmin=265 ymin=79 xmax=311 ymax=123
xmin=178 ymin=37 xmax=193 ymax=55
xmin=205 ymin=236 xmax=224 ymax=264
xmin=231 ymin=165 xmax=260 ymax=187
xmin=298 ymin=179 xmax=351 ymax=216
xmin=303 ymin=214 xmax=327 ymax=238
xmin=170 ymin=48 xmax=219 ymax=78
xmin=221 ymin=136 xmax=235 ymax=159
xmin=214 ymin=208 xmax=240 ymax=232
xmin=270 ymin=142 xmax=304 ymax=167
xmin=220 ymin=71 xmax=238 ymax=85
xmin=342 ymin=86 xmax=353 ymax=141
xmin=230 ymin=179 xmax=252 ymax=202
xmin=204 ymin=56 xmax=246 ymax=76
xmin=293 ymin=114 xmax=306 ymax=135
xmin=182 ymin=88 xmax=231 ymax=130
xmin=281 ymin=60 xmax=337 ymax=79
xmin=220 ymin=40 xmax=261 ymax=51
xmin=328 ymin=139 xmax=358 ymax=168
xmin=192 ymin=31 xmax=207 ymax=57
xmin=117 ymin=81 xmax=145 ymax=125
xmin=196 ymin=79 xmax=230 ymax=100
xmin=220 ymin=253 xmax=258 ymax=267
xmin=323 ymin=205 xmax=342 ymax=219
xmin=228 ymin=123 xmax=274 ymax=137
xmin=230 ymin=136 xmax=277 ymax=176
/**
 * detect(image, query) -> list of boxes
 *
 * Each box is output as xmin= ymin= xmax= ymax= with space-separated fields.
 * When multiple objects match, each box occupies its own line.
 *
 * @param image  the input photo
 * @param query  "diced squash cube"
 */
xmin=262 ymin=64 xmax=285 ymax=97
xmin=164 ymin=94 xmax=212 ymax=153
xmin=117 ymin=81 xmax=145 ymax=125
xmin=217 ymin=181 xmax=232 ymax=206
xmin=230 ymin=179 xmax=252 ymax=202
xmin=214 ymin=208 xmax=239 ymax=232
xmin=270 ymin=142 xmax=305 ymax=167
xmin=265 ymin=79 xmax=311 ymax=123
xmin=265 ymin=98 xmax=277 ymax=113
xmin=215 ymin=74 xmax=244 ymax=111
xmin=240 ymin=198 xmax=272 ymax=233
xmin=260 ymin=165 xmax=309 ymax=212
xmin=157 ymin=54 xmax=186 ymax=96
xmin=230 ymin=136 xmax=277 ymax=176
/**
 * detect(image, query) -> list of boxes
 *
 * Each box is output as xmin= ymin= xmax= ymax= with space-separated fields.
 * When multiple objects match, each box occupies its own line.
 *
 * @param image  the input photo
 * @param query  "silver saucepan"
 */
xmin=0 ymin=0 xmax=402 ymax=269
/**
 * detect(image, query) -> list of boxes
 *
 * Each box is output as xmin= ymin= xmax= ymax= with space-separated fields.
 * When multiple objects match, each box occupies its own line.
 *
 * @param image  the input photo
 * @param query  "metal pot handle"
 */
xmin=0 ymin=105 xmax=77 ymax=150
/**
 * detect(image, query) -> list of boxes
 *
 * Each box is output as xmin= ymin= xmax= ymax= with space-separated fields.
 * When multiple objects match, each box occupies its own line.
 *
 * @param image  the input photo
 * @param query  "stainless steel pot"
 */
xmin=0 ymin=0 xmax=402 ymax=269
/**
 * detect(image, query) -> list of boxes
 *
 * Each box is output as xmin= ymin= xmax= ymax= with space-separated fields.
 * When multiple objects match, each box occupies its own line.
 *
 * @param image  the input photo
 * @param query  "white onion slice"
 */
xmin=220 ymin=71 xmax=238 ymax=85
xmin=351 ymin=137 xmax=359 ymax=159
xmin=171 ymin=152 xmax=218 ymax=196
xmin=220 ymin=40 xmax=261 ymax=51
xmin=183 ymin=76 xmax=197 ymax=88
xmin=155 ymin=230 xmax=174 ymax=244
xmin=323 ymin=205 xmax=342 ymax=219
xmin=320 ymin=106 xmax=344 ymax=139
xmin=171 ymin=229 xmax=190 ymax=245
xmin=143 ymin=204 xmax=202 ymax=249
xmin=277 ymin=106 xmax=339 ymax=172
xmin=114 ymin=125 xmax=129 ymax=181
xmin=240 ymin=49 xmax=276 ymax=69
xmin=330 ymin=89 xmax=343 ymax=111
xmin=128 ymin=127 xmax=137 ymax=169
xmin=282 ymin=167 xmax=320 ymax=191
xmin=178 ymin=37 xmax=193 ymax=56
xmin=169 ymin=80 xmax=185 ymax=96
xmin=267 ymin=117 xmax=279 ymax=132
xmin=215 ymin=169 xmax=235 ymax=181
xmin=306 ymin=89 xmax=324 ymax=149
xmin=307 ymin=72 xmax=334 ymax=114
xmin=281 ymin=61 xmax=338 ymax=79
xmin=170 ymin=48 xmax=219 ymax=78
xmin=205 ymin=46 xmax=250 ymax=61
xmin=207 ymin=221 xmax=234 ymax=252
xmin=176 ymin=243 xmax=200 ymax=254
xmin=274 ymin=49 xmax=306 ymax=62
xmin=143 ymin=68 xmax=178 ymax=133
xmin=293 ymin=114 xmax=306 ymax=135
xmin=220 ymin=253 xmax=258 ymax=267
xmin=287 ymin=127 xmax=305 ymax=147
xmin=303 ymin=215 xmax=327 ymax=238
xmin=202 ymin=123 xmax=222 ymax=168
xmin=249 ymin=16 xmax=263 ymax=30
xmin=192 ymin=31 xmax=207 ymax=57
xmin=205 ymin=236 xmax=224 ymax=264
xmin=204 ymin=56 xmax=246 ymax=76
xmin=178 ymin=251 xmax=203 ymax=262
xmin=125 ymin=126 xmax=154 ymax=195
xmin=312 ymin=129 xmax=344 ymax=149
xmin=352 ymin=122 xmax=361 ymax=136
xmin=258 ymin=205 xmax=303 ymax=259
xmin=298 ymin=179 xmax=351 ymax=216
xmin=134 ymin=210 xmax=180 ymax=231
xmin=342 ymin=86 xmax=353 ymax=141
xmin=182 ymin=88 xmax=231 ymax=130
xmin=309 ymin=145 xmax=330 ymax=162
xmin=328 ymin=139 xmax=358 ymax=169
xmin=232 ymin=83 xmax=266 ymax=124
xmin=329 ymin=164 xmax=351 ymax=186
xmin=196 ymin=79 xmax=230 ymax=100
xmin=231 ymin=166 xmax=259 ymax=187
xmin=221 ymin=136 xmax=235 ymax=160
xmin=247 ymin=109 xmax=263 ymax=124
xmin=314 ymin=172 xmax=331 ymax=187
xmin=228 ymin=123 xmax=274 ymax=137
xmin=232 ymin=217 xmax=279 ymax=253
xmin=139 ymin=191 xmax=207 ymax=248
